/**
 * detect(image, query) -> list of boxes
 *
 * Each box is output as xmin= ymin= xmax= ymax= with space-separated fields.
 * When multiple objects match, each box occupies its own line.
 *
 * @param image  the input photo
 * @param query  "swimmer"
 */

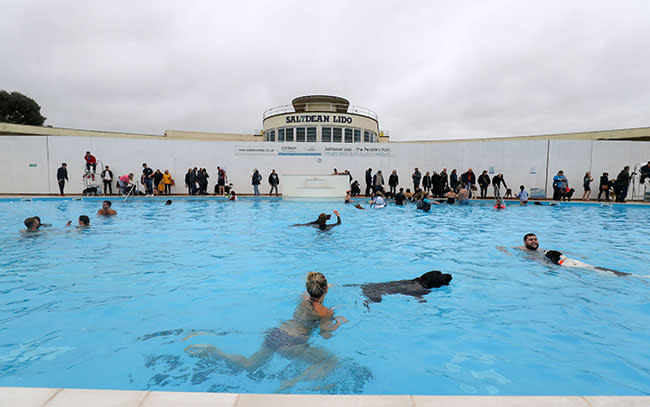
xmin=354 ymin=204 xmax=365 ymax=210
xmin=292 ymin=210 xmax=341 ymax=231
xmin=97 ymin=200 xmax=117 ymax=216
xmin=498 ymin=233 xmax=629 ymax=277
xmin=67 ymin=215 xmax=90 ymax=228
xmin=344 ymin=191 xmax=352 ymax=203
xmin=184 ymin=272 xmax=347 ymax=391
xmin=369 ymin=192 xmax=386 ymax=208
xmin=457 ymin=185 xmax=470 ymax=204
xmin=229 ymin=191 xmax=237 ymax=201
xmin=165 ymin=200 xmax=172 ymax=205
xmin=445 ymin=190 xmax=457 ymax=204
xmin=23 ymin=216 xmax=50 ymax=232
xmin=494 ymin=197 xmax=506 ymax=210
xmin=516 ymin=185 xmax=529 ymax=205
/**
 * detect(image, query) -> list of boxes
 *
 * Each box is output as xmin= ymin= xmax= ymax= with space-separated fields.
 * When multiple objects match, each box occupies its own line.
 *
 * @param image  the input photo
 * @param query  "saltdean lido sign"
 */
xmin=285 ymin=114 xmax=352 ymax=124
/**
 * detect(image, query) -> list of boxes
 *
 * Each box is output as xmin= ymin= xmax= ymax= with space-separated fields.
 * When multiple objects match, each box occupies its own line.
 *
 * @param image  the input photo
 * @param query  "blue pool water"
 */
xmin=1 ymin=197 xmax=649 ymax=395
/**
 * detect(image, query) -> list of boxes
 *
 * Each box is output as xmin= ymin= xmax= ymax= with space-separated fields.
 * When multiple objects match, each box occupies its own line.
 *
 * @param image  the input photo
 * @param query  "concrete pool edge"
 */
xmin=1 ymin=388 xmax=649 ymax=407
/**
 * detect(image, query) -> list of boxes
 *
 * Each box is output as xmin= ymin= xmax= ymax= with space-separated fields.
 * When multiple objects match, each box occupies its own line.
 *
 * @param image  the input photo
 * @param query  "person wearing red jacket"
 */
xmin=84 ymin=151 xmax=97 ymax=173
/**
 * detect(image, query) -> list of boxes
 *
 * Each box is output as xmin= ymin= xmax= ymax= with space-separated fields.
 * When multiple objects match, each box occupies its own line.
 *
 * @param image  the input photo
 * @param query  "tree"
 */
xmin=0 ymin=90 xmax=46 ymax=126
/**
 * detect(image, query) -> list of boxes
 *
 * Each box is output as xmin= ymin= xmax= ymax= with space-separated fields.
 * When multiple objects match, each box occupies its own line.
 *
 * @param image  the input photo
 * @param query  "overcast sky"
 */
xmin=2 ymin=0 xmax=650 ymax=141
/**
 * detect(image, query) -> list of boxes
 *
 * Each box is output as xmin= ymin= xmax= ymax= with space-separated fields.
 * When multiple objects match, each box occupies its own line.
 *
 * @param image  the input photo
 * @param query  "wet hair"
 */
xmin=316 ymin=213 xmax=331 ymax=229
xmin=523 ymin=233 xmax=537 ymax=242
xmin=165 ymin=200 xmax=172 ymax=205
xmin=79 ymin=215 xmax=90 ymax=226
xmin=103 ymin=200 xmax=112 ymax=207
xmin=306 ymin=272 xmax=328 ymax=299
xmin=24 ymin=217 xmax=38 ymax=229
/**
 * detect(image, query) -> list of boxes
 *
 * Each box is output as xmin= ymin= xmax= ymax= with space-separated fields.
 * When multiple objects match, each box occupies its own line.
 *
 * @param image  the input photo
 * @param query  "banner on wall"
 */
xmin=234 ymin=144 xmax=392 ymax=157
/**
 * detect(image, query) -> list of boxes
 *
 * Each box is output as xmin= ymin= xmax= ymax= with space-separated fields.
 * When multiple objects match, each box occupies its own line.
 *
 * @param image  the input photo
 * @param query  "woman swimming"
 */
xmin=184 ymin=272 xmax=347 ymax=390
xmin=292 ymin=210 xmax=341 ymax=231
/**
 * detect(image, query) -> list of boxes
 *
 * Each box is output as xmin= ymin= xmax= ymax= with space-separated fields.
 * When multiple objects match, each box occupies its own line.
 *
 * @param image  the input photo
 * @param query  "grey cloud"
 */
xmin=2 ymin=0 xmax=650 ymax=140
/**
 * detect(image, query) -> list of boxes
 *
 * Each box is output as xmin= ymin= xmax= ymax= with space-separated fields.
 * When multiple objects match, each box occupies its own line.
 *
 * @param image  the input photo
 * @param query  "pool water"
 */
xmin=1 ymin=198 xmax=649 ymax=395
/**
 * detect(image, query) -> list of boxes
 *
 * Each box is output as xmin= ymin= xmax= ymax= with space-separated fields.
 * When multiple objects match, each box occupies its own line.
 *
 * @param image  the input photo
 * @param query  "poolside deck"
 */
xmin=1 ymin=387 xmax=648 ymax=406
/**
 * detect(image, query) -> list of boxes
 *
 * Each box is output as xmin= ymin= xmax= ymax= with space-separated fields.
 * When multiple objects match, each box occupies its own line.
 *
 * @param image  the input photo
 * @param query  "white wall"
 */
xmin=0 ymin=135 xmax=648 ymax=198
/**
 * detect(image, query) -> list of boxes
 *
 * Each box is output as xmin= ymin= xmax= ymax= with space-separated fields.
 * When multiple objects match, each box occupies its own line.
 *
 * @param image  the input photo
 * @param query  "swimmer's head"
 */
xmin=102 ymin=200 xmax=112 ymax=210
xmin=523 ymin=233 xmax=539 ymax=250
xmin=78 ymin=215 xmax=90 ymax=226
xmin=165 ymin=200 xmax=172 ymax=205
xmin=306 ymin=272 xmax=328 ymax=299
xmin=24 ymin=216 xmax=40 ymax=230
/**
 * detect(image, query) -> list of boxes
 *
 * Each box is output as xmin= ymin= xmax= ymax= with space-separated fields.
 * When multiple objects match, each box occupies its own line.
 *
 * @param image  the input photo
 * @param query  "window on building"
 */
xmin=371 ymin=132 xmax=377 ymax=143
xmin=269 ymin=129 xmax=275 ymax=142
xmin=296 ymin=127 xmax=306 ymax=142
xmin=322 ymin=127 xmax=332 ymax=142
xmin=344 ymin=128 xmax=353 ymax=143
xmin=333 ymin=127 xmax=342 ymax=143
xmin=285 ymin=128 xmax=294 ymax=142
xmin=307 ymin=127 xmax=317 ymax=142
xmin=278 ymin=128 xmax=285 ymax=142
xmin=354 ymin=129 xmax=361 ymax=143
xmin=363 ymin=131 xmax=370 ymax=142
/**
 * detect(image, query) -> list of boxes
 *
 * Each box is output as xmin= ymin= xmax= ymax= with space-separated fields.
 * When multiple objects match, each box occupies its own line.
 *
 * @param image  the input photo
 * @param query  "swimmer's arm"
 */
xmin=496 ymin=246 xmax=512 ymax=255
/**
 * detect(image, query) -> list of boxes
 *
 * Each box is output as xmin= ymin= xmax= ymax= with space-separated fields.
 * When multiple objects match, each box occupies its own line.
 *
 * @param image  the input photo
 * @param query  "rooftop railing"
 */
xmin=263 ymin=104 xmax=378 ymax=121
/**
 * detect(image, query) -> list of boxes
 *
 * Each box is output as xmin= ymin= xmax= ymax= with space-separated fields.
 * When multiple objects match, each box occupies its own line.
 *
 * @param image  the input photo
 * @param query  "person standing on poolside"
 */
xmin=582 ymin=171 xmax=593 ymax=201
xmin=153 ymin=169 xmax=164 ymax=195
xmin=185 ymin=168 xmax=194 ymax=195
xmin=268 ymin=169 xmax=280 ymax=196
xmin=101 ymin=166 xmax=113 ymax=195
xmin=365 ymin=168 xmax=373 ymax=197
xmin=478 ymin=170 xmax=491 ymax=199
xmin=56 ymin=163 xmax=68 ymax=196
xmin=141 ymin=163 xmax=154 ymax=196
xmin=252 ymin=169 xmax=262 ymax=196
xmin=162 ymin=170 xmax=173 ymax=195
xmin=422 ymin=171 xmax=431 ymax=194
xmin=216 ymin=166 xmax=227 ymax=195
xmin=449 ymin=169 xmax=458 ymax=192
xmin=614 ymin=166 xmax=632 ymax=202
xmin=552 ymin=170 xmax=568 ymax=201
xmin=439 ymin=168 xmax=449 ymax=196
xmin=598 ymin=172 xmax=610 ymax=201
xmin=388 ymin=170 xmax=399 ymax=196
xmin=372 ymin=170 xmax=385 ymax=194
xmin=412 ymin=168 xmax=422 ymax=191
xmin=97 ymin=200 xmax=117 ymax=216
xmin=492 ymin=173 xmax=507 ymax=198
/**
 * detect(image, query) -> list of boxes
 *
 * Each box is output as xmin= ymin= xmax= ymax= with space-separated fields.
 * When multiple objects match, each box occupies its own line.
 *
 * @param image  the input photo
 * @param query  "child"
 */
xmin=516 ymin=185 xmax=529 ymax=205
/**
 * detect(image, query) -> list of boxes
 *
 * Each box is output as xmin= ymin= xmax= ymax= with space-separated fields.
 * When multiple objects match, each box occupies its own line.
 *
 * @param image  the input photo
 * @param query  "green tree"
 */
xmin=0 ymin=90 xmax=46 ymax=126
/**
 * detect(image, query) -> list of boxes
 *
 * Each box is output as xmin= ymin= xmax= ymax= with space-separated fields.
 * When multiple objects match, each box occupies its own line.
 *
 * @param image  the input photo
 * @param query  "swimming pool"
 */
xmin=1 ymin=197 xmax=649 ymax=395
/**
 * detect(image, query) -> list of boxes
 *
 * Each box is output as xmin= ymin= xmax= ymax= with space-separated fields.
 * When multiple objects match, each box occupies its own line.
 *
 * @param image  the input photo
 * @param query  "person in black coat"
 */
xmin=478 ymin=170 xmax=491 ymax=199
xmin=422 ymin=171 xmax=431 ymax=193
xmin=56 ymin=163 xmax=68 ymax=196
xmin=439 ymin=169 xmax=449 ymax=195
xmin=431 ymin=171 xmax=441 ymax=197
xmin=598 ymin=172 xmax=610 ymax=201
xmin=101 ymin=166 xmax=113 ymax=195
xmin=268 ymin=169 xmax=280 ymax=196
xmin=365 ymin=168 xmax=373 ymax=197
xmin=388 ymin=170 xmax=399 ymax=195
xmin=185 ymin=168 xmax=195 ymax=195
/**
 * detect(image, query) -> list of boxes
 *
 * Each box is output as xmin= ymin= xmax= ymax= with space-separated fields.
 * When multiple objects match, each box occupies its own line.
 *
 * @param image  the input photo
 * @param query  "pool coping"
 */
xmin=1 ymin=387 xmax=649 ymax=406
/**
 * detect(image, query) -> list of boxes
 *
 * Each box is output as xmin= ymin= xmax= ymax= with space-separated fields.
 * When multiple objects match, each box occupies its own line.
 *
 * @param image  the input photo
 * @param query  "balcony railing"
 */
xmin=263 ymin=104 xmax=378 ymax=121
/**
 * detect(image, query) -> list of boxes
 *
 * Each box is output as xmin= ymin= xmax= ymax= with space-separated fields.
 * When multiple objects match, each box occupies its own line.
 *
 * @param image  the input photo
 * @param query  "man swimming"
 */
xmin=23 ymin=216 xmax=49 ymax=232
xmin=97 ymin=200 xmax=117 ymax=216
xmin=184 ymin=272 xmax=347 ymax=391
xmin=67 ymin=215 xmax=90 ymax=227
xmin=498 ymin=233 xmax=629 ymax=276
xmin=292 ymin=210 xmax=341 ymax=231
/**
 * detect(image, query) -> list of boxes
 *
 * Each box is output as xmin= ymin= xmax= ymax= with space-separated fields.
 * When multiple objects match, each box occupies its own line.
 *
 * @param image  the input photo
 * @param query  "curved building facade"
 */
xmin=262 ymin=95 xmax=380 ymax=143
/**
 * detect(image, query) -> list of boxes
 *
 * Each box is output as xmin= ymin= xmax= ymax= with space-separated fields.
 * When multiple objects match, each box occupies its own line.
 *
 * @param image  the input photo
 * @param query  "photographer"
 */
xmin=640 ymin=161 xmax=650 ymax=184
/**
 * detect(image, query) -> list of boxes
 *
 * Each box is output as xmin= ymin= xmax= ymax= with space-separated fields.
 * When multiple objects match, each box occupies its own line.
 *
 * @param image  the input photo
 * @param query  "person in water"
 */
xmin=292 ymin=210 xmax=341 ymax=231
xmin=165 ymin=199 xmax=172 ymax=205
xmin=66 ymin=215 xmax=90 ymax=227
xmin=370 ymin=192 xmax=386 ymax=208
xmin=498 ymin=233 xmax=629 ymax=277
xmin=184 ymin=272 xmax=347 ymax=390
xmin=97 ymin=200 xmax=117 ymax=216
xmin=23 ymin=216 xmax=50 ymax=232
xmin=344 ymin=191 xmax=352 ymax=203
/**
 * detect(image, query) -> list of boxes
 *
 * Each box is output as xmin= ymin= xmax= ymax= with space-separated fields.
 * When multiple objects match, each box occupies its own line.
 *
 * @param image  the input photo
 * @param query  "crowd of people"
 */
xmin=55 ymin=151 xmax=650 ymax=203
